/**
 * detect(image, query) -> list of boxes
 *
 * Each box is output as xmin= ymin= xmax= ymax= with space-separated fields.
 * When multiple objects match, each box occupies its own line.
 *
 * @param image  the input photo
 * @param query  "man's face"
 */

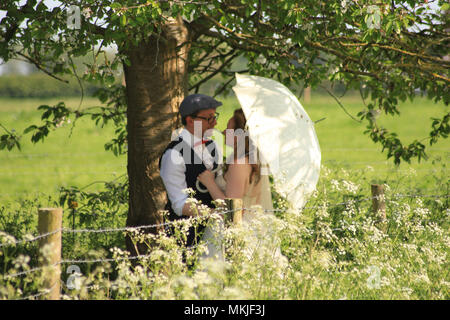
xmin=191 ymin=108 xmax=218 ymax=135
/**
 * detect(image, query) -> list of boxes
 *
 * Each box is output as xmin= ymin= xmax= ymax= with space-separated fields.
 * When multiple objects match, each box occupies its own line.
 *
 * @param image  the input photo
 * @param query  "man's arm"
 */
xmin=181 ymin=201 xmax=203 ymax=217
xmin=160 ymin=149 xmax=188 ymax=217
xmin=160 ymin=149 xmax=206 ymax=217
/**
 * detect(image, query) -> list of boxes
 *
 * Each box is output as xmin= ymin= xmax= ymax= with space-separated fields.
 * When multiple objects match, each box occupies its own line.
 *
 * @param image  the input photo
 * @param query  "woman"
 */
xmin=197 ymin=108 xmax=273 ymax=214
xmin=197 ymin=108 xmax=281 ymax=262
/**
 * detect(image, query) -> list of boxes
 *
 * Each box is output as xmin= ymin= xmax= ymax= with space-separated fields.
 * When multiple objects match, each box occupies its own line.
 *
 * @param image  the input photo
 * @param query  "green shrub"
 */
xmin=0 ymin=165 xmax=448 ymax=300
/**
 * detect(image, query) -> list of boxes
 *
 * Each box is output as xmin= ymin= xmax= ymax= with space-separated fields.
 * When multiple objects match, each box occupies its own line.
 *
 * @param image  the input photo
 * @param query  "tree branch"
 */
xmin=189 ymin=50 xmax=239 ymax=91
xmin=16 ymin=52 xmax=69 ymax=83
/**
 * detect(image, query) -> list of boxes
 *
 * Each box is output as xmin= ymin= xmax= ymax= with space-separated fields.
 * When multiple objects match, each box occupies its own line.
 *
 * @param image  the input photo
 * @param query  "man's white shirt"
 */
xmin=160 ymin=128 xmax=217 ymax=217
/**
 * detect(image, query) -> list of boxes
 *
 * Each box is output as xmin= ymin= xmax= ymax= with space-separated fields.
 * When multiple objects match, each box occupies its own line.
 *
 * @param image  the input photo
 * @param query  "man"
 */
xmin=159 ymin=93 xmax=222 ymax=247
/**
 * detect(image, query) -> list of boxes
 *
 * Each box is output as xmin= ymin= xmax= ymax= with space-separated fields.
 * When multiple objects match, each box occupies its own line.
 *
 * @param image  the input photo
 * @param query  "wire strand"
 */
xmin=1 ymin=194 xmax=447 ymax=248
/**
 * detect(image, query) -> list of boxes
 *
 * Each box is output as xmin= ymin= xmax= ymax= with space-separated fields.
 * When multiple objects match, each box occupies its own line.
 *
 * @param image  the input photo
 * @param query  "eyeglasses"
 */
xmin=193 ymin=112 xmax=219 ymax=124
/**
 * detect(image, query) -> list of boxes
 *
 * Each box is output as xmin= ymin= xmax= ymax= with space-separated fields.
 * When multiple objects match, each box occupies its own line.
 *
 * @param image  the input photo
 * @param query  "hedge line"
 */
xmin=0 ymin=74 xmax=103 ymax=98
xmin=0 ymin=73 xmax=351 ymax=99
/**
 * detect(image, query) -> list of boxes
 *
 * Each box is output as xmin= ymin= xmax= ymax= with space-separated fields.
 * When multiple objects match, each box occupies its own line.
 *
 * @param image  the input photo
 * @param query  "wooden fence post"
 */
xmin=224 ymin=198 xmax=243 ymax=225
xmin=38 ymin=208 xmax=62 ymax=300
xmin=371 ymin=184 xmax=386 ymax=227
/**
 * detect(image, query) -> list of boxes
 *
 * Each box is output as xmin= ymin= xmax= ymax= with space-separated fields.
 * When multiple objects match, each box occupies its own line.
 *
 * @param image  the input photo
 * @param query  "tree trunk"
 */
xmin=122 ymin=16 xmax=190 ymax=255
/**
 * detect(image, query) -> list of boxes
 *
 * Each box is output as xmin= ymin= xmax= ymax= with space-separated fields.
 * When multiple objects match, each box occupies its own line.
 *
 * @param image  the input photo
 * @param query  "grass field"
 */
xmin=0 ymin=93 xmax=448 ymax=204
xmin=0 ymin=97 xmax=126 ymax=203
xmin=0 ymin=93 xmax=449 ymax=300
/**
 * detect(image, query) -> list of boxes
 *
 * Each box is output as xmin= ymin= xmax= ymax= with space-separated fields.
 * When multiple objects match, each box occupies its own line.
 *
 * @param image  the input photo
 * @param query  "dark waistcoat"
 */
xmin=159 ymin=136 xmax=219 ymax=246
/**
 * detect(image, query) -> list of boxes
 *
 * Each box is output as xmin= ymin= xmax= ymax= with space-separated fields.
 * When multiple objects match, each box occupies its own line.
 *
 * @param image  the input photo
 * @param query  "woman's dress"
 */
xmin=201 ymin=163 xmax=287 ymax=268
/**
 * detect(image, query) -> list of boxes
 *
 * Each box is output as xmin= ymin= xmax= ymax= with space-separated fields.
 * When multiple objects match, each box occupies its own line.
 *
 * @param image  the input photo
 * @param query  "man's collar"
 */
xmin=180 ymin=128 xmax=209 ymax=148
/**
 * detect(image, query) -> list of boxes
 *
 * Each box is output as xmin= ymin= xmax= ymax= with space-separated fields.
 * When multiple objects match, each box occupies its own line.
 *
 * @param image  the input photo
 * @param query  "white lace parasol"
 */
xmin=232 ymin=73 xmax=321 ymax=210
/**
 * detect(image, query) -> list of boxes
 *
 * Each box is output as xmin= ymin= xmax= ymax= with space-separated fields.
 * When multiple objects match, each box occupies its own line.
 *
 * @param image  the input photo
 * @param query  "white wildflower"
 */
xmin=185 ymin=197 xmax=199 ymax=207
xmin=82 ymin=7 xmax=93 ymax=18
xmin=337 ymin=248 xmax=346 ymax=256
xmin=212 ymin=198 xmax=226 ymax=208
xmin=182 ymin=188 xmax=196 ymax=196
xmin=23 ymin=234 xmax=35 ymax=242
xmin=221 ymin=287 xmax=249 ymax=299
xmin=342 ymin=180 xmax=359 ymax=194
xmin=0 ymin=231 xmax=16 ymax=246
xmin=401 ymin=287 xmax=413 ymax=296
xmin=406 ymin=167 xmax=417 ymax=177
xmin=426 ymin=222 xmax=443 ymax=236
xmin=330 ymin=179 xmax=341 ymax=192
xmin=414 ymin=273 xmax=431 ymax=284
xmin=152 ymin=285 xmax=175 ymax=300
xmin=13 ymin=255 xmax=30 ymax=270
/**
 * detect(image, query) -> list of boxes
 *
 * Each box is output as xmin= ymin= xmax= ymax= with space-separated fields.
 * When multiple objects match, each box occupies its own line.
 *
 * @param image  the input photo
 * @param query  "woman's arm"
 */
xmin=224 ymin=163 xmax=251 ymax=199
xmin=197 ymin=170 xmax=226 ymax=200
xmin=197 ymin=163 xmax=251 ymax=200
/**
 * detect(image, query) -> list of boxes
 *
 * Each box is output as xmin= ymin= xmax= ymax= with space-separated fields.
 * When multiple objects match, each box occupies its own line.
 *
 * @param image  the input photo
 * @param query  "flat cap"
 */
xmin=179 ymin=94 xmax=222 ymax=117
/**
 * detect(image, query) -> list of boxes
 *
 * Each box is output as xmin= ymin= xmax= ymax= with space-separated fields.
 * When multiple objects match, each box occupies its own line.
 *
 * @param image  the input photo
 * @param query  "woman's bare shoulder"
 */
xmin=228 ymin=156 xmax=252 ymax=170
xmin=225 ymin=158 xmax=252 ymax=180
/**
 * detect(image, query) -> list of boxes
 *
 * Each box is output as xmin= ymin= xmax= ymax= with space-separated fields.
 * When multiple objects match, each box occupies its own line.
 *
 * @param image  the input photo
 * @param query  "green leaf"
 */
xmin=120 ymin=14 xmax=127 ymax=27
xmin=23 ymin=125 xmax=37 ymax=134
xmin=38 ymin=105 xmax=50 ymax=111
xmin=394 ymin=20 xmax=401 ymax=34
xmin=111 ymin=3 xmax=122 ymax=10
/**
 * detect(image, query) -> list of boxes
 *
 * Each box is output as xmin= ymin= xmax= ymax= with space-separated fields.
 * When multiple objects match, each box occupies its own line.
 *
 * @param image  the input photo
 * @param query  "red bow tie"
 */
xmin=194 ymin=139 xmax=209 ymax=147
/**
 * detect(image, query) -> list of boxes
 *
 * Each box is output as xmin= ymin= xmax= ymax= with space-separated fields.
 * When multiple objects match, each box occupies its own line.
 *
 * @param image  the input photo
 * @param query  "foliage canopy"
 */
xmin=1 ymin=0 xmax=449 ymax=165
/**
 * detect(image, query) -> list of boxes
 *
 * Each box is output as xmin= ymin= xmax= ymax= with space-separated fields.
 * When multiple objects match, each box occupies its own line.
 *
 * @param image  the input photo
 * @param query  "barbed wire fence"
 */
xmin=1 ymin=189 xmax=449 ymax=300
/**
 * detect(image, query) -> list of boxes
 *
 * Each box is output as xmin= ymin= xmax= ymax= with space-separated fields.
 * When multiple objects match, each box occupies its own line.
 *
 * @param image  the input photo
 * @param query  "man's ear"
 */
xmin=185 ymin=116 xmax=193 ymax=126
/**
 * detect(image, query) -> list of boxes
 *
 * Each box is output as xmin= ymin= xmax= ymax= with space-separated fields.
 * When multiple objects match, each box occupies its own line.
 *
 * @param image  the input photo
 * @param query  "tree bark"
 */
xmin=122 ymin=16 xmax=190 ymax=255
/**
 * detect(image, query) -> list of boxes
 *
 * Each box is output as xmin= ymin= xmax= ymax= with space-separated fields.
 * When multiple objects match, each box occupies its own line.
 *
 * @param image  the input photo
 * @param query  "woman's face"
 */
xmin=226 ymin=116 xmax=236 ymax=130
xmin=224 ymin=116 xmax=236 ymax=147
